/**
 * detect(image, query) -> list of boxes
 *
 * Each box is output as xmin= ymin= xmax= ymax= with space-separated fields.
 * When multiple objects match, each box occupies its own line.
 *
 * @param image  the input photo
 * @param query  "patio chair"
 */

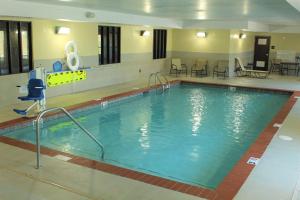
xmin=296 ymin=56 xmax=300 ymax=76
xmin=270 ymin=59 xmax=281 ymax=73
xmin=235 ymin=57 xmax=270 ymax=78
xmin=191 ymin=59 xmax=208 ymax=77
xmin=170 ymin=58 xmax=188 ymax=76
xmin=213 ymin=60 xmax=228 ymax=78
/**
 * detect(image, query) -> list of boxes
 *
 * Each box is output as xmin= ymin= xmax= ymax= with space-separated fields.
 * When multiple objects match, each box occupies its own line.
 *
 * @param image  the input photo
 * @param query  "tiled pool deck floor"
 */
xmin=0 ymin=75 xmax=300 ymax=200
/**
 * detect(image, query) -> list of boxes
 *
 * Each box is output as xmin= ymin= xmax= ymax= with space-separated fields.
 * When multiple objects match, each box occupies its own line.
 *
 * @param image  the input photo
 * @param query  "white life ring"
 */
xmin=65 ymin=40 xmax=78 ymax=55
xmin=67 ymin=52 xmax=80 ymax=71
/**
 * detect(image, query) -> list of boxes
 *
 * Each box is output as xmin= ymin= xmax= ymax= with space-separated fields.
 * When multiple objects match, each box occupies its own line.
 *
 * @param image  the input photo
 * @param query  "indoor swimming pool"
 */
xmin=0 ymin=84 xmax=290 ymax=189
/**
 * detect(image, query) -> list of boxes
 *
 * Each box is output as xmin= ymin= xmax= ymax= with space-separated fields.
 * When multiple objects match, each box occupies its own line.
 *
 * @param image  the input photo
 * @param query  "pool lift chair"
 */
xmin=13 ymin=79 xmax=46 ymax=116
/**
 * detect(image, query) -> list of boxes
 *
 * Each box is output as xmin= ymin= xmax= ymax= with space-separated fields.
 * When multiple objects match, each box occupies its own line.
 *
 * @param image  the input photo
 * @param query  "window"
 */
xmin=153 ymin=29 xmax=167 ymax=59
xmin=0 ymin=20 xmax=32 ymax=76
xmin=98 ymin=26 xmax=121 ymax=65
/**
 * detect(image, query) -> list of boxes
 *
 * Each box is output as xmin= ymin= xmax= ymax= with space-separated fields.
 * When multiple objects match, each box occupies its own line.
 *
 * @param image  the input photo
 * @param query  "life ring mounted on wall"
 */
xmin=66 ymin=52 xmax=80 ymax=71
xmin=65 ymin=41 xmax=80 ymax=71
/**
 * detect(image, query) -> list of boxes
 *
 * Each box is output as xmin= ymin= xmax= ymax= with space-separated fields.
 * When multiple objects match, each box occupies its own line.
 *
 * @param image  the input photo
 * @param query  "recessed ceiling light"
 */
xmin=59 ymin=0 xmax=72 ymax=2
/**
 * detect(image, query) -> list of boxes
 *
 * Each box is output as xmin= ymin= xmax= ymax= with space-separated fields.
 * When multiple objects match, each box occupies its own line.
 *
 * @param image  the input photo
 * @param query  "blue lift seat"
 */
xmin=13 ymin=79 xmax=45 ymax=115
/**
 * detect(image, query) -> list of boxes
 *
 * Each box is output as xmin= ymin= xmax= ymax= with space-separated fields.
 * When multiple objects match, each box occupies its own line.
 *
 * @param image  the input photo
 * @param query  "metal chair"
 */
xmin=296 ymin=56 xmax=300 ymax=76
xmin=270 ymin=59 xmax=281 ymax=74
xmin=191 ymin=59 xmax=208 ymax=77
xmin=213 ymin=60 xmax=229 ymax=78
xmin=170 ymin=58 xmax=188 ymax=77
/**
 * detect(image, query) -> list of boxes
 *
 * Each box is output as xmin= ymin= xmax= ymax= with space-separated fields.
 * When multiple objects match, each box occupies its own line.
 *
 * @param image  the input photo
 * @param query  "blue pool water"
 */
xmin=0 ymin=84 xmax=289 ymax=188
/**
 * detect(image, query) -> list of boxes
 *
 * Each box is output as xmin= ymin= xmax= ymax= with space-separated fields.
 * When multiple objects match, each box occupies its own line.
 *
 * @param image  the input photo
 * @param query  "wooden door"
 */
xmin=253 ymin=36 xmax=271 ymax=71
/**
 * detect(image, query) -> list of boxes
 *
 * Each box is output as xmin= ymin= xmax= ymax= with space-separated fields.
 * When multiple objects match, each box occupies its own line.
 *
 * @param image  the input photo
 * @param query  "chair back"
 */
xmin=27 ymin=79 xmax=45 ymax=99
xmin=217 ymin=60 xmax=229 ymax=71
xmin=272 ymin=59 xmax=281 ymax=65
xmin=194 ymin=59 xmax=207 ymax=70
xmin=296 ymin=56 xmax=300 ymax=64
xmin=235 ymin=57 xmax=246 ymax=71
xmin=53 ymin=61 xmax=63 ymax=72
xmin=270 ymin=59 xmax=281 ymax=71
xmin=171 ymin=58 xmax=182 ymax=70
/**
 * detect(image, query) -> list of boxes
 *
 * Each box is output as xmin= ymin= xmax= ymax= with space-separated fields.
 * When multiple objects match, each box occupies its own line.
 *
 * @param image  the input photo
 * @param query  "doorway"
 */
xmin=253 ymin=36 xmax=271 ymax=71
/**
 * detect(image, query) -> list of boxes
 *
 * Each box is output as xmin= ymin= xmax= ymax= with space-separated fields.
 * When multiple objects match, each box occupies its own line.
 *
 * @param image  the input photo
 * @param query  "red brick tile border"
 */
xmin=0 ymin=80 xmax=297 ymax=200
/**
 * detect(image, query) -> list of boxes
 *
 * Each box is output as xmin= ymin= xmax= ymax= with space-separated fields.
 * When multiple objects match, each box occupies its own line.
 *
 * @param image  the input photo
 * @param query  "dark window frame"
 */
xmin=0 ymin=20 xmax=33 ymax=76
xmin=98 ymin=25 xmax=121 ymax=65
xmin=153 ymin=29 xmax=167 ymax=59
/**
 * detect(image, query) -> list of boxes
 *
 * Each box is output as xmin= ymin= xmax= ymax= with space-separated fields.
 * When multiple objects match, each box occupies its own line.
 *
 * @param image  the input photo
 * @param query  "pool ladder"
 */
xmin=148 ymin=72 xmax=170 ymax=92
xmin=34 ymin=107 xmax=105 ymax=169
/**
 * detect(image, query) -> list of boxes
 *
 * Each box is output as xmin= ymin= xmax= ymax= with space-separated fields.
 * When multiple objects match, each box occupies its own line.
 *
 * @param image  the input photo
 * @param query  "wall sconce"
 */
xmin=239 ymin=33 xmax=247 ymax=39
xmin=140 ymin=30 xmax=150 ymax=37
xmin=55 ymin=26 xmax=70 ymax=35
xmin=196 ymin=31 xmax=207 ymax=38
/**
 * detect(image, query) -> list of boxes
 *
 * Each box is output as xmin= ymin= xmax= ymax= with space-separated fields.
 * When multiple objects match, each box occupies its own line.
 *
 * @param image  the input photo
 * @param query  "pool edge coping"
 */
xmin=0 ymin=80 xmax=298 ymax=200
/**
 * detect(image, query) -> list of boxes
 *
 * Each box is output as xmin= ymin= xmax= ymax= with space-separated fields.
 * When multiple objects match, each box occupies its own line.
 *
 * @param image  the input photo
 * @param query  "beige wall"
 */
xmin=121 ymin=25 xmax=172 ymax=54
xmin=0 ymin=18 xmax=172 ymax=107
xmin=1 ymin=16 xmax=300 ymax=108
xmin=32 ymin=20 xmax=173 ymax=61
xmin=172 ymin=29 xmax=230 ymax=53
xmin=229 ymin=30 xmax=255 ymax=54
xmin=32 ymin=19 xmax=98 ymax=60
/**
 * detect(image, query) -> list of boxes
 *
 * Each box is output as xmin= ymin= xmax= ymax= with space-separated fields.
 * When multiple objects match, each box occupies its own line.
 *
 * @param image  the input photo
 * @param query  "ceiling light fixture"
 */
xmin=140 ymin=30 xmax=150 ymax=37
xmin=196 ymin=31 xmax=207 ymax=38
xmin=55 ymin=26 xmax=70 ymax=35
xmin=239 ymin=33 xmax=247 ymax=39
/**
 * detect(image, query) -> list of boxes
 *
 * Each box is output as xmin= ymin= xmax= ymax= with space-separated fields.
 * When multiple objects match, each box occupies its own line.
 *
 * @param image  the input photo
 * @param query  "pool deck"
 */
xmin=0 ymin=74 xmax=300 ymax=200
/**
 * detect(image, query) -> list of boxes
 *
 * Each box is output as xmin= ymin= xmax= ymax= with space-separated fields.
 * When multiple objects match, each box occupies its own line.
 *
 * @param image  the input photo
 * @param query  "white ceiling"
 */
xmin=2 ymin=0 xmax=300 ymax=31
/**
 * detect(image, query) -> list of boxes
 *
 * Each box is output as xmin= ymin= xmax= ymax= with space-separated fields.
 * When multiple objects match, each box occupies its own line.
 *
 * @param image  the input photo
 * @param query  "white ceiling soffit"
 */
xmin=287 ymin=0 xmax=300 ymax=12
xmin=269 ymin=25 xmax=300 ymax=33
xmin=1 ymin=0 xmax=300 ymax=32
xmin=0 ymin=0 xmax=182 ymax=28
xmin=247 ymin=21 xmax=270 ymax=32
xmin=182 ymin=20 xmax=249 ymax=30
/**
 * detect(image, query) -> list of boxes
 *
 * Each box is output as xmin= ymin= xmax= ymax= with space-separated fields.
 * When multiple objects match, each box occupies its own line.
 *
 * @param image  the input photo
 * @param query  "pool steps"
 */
xmin=148 ymin=72 xmax=170 ymax=92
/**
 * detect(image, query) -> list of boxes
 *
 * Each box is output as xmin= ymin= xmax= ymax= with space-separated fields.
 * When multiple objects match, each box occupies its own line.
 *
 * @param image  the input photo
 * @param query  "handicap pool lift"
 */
xmin=13 ymin=78 xmax=46 ymax=116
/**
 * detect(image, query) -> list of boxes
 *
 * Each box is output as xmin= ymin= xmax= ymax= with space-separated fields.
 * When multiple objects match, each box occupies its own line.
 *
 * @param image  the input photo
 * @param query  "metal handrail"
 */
xmin=35 ymin=107 xmax=105 ymax=169
xmin=155 ymin=72 xmax=170 ymax=89
xmin=148 ymin=73 xmax=156 ymax=87
xmin=148 ymin=72 xmax=170 ymax=91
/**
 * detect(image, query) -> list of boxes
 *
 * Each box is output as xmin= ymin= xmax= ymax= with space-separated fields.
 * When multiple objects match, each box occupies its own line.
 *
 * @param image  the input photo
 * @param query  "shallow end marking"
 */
xmin=278 ymin=135 xmax=293 ymax=141
xmin=247 ymin=157 xmax=260 ymax=166
xmin=53 ymin=154 xmax=72 ymax=162
xmin=273 ymin=123 xmax=282 ymax=128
